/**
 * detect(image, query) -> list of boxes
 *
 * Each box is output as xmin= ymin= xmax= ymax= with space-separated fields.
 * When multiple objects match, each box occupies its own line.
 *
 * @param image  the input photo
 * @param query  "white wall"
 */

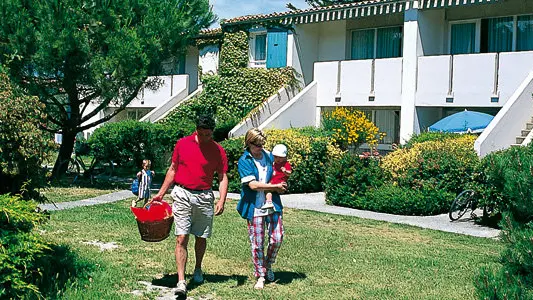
xmin=416 ymin=55 xmax=450 ymax=106
xmin=293 ymin=23 xmax=319 ymax=85
xmin=199 ymin=44 xmax=219 ymax=76
xmin=499 ymin=52 xmax=533 ymax=103
xmin=475 ymin=72 xmax=533 ymax=156
xmin=260 ymin=82 xmax=318 ymax=130
xmin=318 ymin=21 xmax=346 ymax=62
xmin=185 ymin=46 xmax=199 ymax=93
xmin=418 ymin=9 xmax=445 ymax=56
xmin=374 ymin=58 xmax=403 ymax=106
xmin=314 ymin=61 xmax=338 ymax=106
xmin=130 ymin=75 xmax=188 ymax=108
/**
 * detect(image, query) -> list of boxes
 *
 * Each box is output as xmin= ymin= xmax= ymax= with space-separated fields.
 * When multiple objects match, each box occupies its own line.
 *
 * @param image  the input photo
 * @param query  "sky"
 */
xmin=209 ymin=0 xmax=310 ymax=28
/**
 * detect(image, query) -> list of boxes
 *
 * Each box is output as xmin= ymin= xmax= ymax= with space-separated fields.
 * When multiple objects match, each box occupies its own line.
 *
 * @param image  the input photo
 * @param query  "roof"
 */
xmin=198 ymin=28 xmax=222 ymax=37
xmin=221 ymin=0 xmax=500 ymax=26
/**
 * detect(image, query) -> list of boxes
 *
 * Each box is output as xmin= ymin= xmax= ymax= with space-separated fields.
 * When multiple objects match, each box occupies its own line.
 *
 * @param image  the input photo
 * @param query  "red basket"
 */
xmin=131 ymin=201 xmax=173 ymax=242
xmin=136 ymin=217 xmax=174 ymax=242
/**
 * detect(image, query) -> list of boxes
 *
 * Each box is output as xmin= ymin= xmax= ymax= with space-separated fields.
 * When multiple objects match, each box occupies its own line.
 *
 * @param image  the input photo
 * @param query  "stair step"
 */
xmin=521 ymin=129 xmax=531 ymax=137
xmin=527 ymin=123 xmax=533 ymax=130
xmin=516 ymin=136 xmax=526 ymax=144
xmin=510 ymin=144 xmax=522 ymax=147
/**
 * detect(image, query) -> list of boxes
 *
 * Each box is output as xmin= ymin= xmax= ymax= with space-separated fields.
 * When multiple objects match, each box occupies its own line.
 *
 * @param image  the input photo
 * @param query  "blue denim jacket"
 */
xmin=236 ymin=149 xmax=283 ymax=220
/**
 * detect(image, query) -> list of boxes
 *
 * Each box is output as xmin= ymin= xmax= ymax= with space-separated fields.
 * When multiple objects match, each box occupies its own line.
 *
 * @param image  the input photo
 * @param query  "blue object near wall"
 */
xmin=266 ymin=29 xmax=288 ymax=68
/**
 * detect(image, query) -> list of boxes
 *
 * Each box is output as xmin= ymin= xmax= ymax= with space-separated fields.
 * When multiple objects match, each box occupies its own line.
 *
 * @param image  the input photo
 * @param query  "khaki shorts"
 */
xmin=170 ymin=186 xmax=215 ymax=238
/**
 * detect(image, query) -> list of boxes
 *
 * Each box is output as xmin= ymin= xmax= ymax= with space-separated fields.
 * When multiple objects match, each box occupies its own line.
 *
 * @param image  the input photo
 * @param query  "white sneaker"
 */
xmin=266 ymin=269 xmax=275 ymax=282
xmin=254 ymin=277 xmax=265 ymax=289
xmin=193 ymin=268 xmax=204 ymax=283
xmin=175 ymin=280 xmax=187 ymax=296
xmin=261 ymin=202 xmax=274 ymax=209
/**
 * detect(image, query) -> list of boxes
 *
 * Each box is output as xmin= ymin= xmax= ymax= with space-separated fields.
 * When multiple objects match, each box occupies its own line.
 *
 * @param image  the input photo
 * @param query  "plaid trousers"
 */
xmin=247 ymin=212 xmax=284 ymax=278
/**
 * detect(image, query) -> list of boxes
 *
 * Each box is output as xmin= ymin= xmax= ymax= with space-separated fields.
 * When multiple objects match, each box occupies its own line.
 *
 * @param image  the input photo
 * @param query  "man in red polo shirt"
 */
xmin=151 ymin=114 xmax=228 ymax=297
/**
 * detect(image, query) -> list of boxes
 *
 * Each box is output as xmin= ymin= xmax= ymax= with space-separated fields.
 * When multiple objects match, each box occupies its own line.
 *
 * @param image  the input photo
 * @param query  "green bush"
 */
xmin=324 ymin=153 xmax=384 ymax=207
xmin=220 ymin=127 xmax=343 ymax=194
xmin=480 ymin=145 xmax=533 ymax=223
xmin=88 ymin=120 xmax=188 ymax=170
xmin=364 ymin=183 xmax=454 ymax=215
xmin=404 ymin=131 xmax=463 ymax=148
xmin=0 ymin=71 xmax=55 ymax=198
xmin=0 ymin=194 xmax=49 ymax=299
xmin=475 ymin=214 xmax=533 ymax=299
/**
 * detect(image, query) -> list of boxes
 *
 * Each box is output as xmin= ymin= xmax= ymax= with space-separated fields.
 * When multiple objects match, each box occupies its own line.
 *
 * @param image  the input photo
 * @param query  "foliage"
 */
xmin=475 ymin=214 xmax=533 ymax=299
xmin=0 ymin=0 xmax=214 ymax=176
xmin=162 ymin=31 xmax=298 ymax=141
xmin=381 ymin=134 xmax=479 ymax=195
xmin=219 ymin=127 xmax=343 ymax=193
xmin=404 ymin=131 xmax=463 ymax=149
xmin=479 ymin=145 xmax=533 ymax=224
xmin=88 ymin=120 xmax=189 ymax=170
xmin=364 ymin=183 xmax=454 ymax=216
xmin=0 ymin=71 xmax=56 ymax=198
xmin=0 ymin=194 xmax=49 ymax=299
xmin=324 ymin=153 xmax=384 ymax=208
xmin=322 ymin=107 xmax=385 ymax=150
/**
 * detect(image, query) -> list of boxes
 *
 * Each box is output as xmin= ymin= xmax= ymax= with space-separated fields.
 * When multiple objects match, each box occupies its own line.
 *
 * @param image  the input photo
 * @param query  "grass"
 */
xmin=41 ymin=178 xmax=128 ymax=203
xmin=40 ymin=198 xmax=503 ymax=299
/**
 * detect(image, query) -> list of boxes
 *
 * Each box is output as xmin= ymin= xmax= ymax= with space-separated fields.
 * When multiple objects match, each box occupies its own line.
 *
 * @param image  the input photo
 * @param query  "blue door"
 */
xmin=266 ymin=30 xmax=288 ymax=68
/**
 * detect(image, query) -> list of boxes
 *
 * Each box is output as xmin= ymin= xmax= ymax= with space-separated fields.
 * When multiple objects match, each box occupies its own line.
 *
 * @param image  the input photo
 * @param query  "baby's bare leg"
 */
xmin=266 ymin=192 xmax=273 ymax=203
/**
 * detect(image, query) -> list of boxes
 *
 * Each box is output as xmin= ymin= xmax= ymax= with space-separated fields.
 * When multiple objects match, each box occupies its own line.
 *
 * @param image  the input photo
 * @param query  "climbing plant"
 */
xmin=162 ymin=30 xmax=298 ymax=140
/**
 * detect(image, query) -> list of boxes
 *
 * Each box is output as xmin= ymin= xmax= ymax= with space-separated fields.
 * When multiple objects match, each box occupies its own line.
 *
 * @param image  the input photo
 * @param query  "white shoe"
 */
xmin=175 ymin=280 xmax=187 ymax=296
xmin=254 ymin=277 xmax=265 ymax=289
xmin=266 ymin=269 xmax=275 ymax=282
xmin=193 ymin=268 xmax=204 ymax=283
xmin=261 ymin=202 xmax=274 ymax=209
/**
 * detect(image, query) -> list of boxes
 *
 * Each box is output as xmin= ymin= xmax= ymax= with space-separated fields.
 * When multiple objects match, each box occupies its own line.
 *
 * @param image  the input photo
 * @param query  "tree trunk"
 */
xmin=51 ymin=130 xmax=76 ymax=178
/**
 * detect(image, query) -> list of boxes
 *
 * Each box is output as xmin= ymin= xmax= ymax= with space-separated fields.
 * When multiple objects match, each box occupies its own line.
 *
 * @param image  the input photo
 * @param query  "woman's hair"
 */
xmin=244 ymin=128 xmax=266 ymax=148
xmin=142 ymin=159 xmax=151 ymax=168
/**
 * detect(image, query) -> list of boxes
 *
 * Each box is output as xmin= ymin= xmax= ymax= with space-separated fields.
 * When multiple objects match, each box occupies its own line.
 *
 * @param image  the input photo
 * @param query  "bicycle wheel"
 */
xmin=67 ymin=158 xmax=81 ymax=182
xmin=449 ymin=190 xmax=475 ymax=221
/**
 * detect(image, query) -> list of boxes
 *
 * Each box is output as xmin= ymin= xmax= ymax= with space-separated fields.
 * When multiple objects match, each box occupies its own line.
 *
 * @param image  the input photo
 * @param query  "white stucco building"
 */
xmin=222 ymin=0 xmax=533 ymax=156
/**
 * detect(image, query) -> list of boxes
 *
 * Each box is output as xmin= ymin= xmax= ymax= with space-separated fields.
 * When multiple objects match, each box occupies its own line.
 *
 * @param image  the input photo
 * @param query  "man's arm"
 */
xmin=151 ymin=162 xmax=177 ymax=202
xmin=214 ymin=173 xmax=228 ymax=215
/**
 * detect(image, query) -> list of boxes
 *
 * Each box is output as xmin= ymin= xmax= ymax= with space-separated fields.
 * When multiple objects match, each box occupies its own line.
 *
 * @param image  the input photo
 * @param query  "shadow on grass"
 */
xmin=152 ymin=273 xmax=248 ymax=289
xmin=33 ymin=244 xmax=94 ymax=298
xmin=274 ymin=271 xmax=307 ymax=285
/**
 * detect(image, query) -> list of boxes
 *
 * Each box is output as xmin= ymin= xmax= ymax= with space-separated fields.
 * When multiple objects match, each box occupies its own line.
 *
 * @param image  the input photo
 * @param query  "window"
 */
xmin=517 ymin=15 xmax=533 ymax=51
xmin=481 ymin=17 xmax=513 ymax=53
xmin=450 ymin=23 xmax=476 ymax=54
xmin=351 ymin=27 xmax=403 ymax=60
xmin=360 ymin=109 xmax=400 ymax=144
xmin=249 ymin=32 xmax=267 ymax=66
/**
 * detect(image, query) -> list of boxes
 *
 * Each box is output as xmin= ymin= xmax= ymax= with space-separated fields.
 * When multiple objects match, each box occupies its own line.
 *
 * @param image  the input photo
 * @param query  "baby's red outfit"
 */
xmin=270 ymin=161 xmax=292 ymax=184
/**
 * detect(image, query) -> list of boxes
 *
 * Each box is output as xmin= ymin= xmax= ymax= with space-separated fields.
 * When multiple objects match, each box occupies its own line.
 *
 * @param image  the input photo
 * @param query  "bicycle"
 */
xmin=448 ymin=189 xmax=494 ymax=221
xmin=60 ymin=154 xmax=114 ymax=184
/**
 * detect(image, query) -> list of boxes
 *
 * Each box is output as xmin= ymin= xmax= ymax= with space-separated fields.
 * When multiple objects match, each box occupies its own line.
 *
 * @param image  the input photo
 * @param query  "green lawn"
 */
xmin=41 ymin=198 xmax=503 ymax=299
xmin=41 ymin=180 xmax=127 ymax=203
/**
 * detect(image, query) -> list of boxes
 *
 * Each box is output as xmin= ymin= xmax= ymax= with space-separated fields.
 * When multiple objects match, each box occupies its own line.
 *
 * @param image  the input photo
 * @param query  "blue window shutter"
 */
xmin=266 ymin=30 xmax=288 ymax=68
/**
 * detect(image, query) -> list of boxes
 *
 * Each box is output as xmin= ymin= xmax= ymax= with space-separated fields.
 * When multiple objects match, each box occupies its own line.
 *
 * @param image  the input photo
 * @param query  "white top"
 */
xmin=252 ymin=154 xmax=274 ymax=217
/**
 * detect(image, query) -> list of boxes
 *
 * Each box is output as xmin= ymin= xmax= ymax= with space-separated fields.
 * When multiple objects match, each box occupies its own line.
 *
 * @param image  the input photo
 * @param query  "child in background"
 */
xmin=131 ymin=159 xmax=155 ymax=207
xmin=262 ymin=144 xmax=292 ymax=209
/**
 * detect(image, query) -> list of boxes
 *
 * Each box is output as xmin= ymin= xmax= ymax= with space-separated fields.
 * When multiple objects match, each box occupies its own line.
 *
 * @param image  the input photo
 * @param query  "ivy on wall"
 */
xmin=161 ymin=30 xmax=298 ymax=140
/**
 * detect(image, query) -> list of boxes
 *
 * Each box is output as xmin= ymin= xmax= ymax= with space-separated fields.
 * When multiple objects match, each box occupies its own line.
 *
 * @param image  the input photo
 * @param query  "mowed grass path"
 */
xmin=41 ymin=198 xmax=503 ymax=299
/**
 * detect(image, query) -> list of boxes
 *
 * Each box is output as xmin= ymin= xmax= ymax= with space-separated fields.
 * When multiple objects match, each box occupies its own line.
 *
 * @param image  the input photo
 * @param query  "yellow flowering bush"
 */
xmin=220 ymin=127 xmax=344 ymax=193
xmin=322 ymin=107 xmax=386 ymax=150
xmin=381 ymin=134 xmax=479 ymax=194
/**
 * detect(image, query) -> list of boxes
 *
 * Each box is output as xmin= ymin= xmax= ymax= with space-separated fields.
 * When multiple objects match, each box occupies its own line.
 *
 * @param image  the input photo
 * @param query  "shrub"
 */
xmin=364 ymin=183 xmax=454 ymax=215
xmin=324 ymin=153 xmax=384 ymax=207
xmin=381 ymin=134 xmax=479 ymax=195
xmin=475 ymin=214 xmax=533 ymax=299
xmin=0 ymin=194 xmax=49 ymax=298
xmin=220 ymin=128 xmax=343 ymax=193
xmin=404 ymin=131 xmax=462 ymax=148
xmin=88 ymin=120 xmax=189 ymax=170
xmin=322 ymin=107 xmax=385 ymax=150
xmin=480 ymin=145 xmax=533 ymax=223
xmin=0 ymin=71 xmax=56 ymax=198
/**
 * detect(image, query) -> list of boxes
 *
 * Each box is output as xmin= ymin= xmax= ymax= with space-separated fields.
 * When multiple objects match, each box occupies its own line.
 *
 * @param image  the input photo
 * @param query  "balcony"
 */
xmin=315 ymin=58 xmax=403 ymax=107
xmin=416 ymin=51 xmax=533 ymax=107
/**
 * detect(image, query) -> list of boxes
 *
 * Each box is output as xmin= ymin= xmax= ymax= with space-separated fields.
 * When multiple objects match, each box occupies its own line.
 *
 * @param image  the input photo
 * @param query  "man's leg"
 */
xmin=194 ymin=236 xmax=207 ymax=269
xmin=175 ymin=234 xmax=189 ymax=282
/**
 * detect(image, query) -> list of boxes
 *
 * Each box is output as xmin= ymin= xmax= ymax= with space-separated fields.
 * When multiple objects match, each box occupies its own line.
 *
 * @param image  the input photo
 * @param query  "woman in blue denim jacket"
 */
xmin=236 ymin=128 xmax=287 ymax=289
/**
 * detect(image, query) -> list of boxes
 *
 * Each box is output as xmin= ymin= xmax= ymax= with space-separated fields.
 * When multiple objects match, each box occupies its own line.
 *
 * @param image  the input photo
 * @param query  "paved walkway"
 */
xmin=39 ymin=190 xmax=500 ymax=239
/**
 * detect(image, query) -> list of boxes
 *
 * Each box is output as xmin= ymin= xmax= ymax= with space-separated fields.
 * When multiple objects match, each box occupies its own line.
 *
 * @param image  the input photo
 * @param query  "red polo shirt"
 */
xmin=171 ymin=133 xmax=228 ymax=190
